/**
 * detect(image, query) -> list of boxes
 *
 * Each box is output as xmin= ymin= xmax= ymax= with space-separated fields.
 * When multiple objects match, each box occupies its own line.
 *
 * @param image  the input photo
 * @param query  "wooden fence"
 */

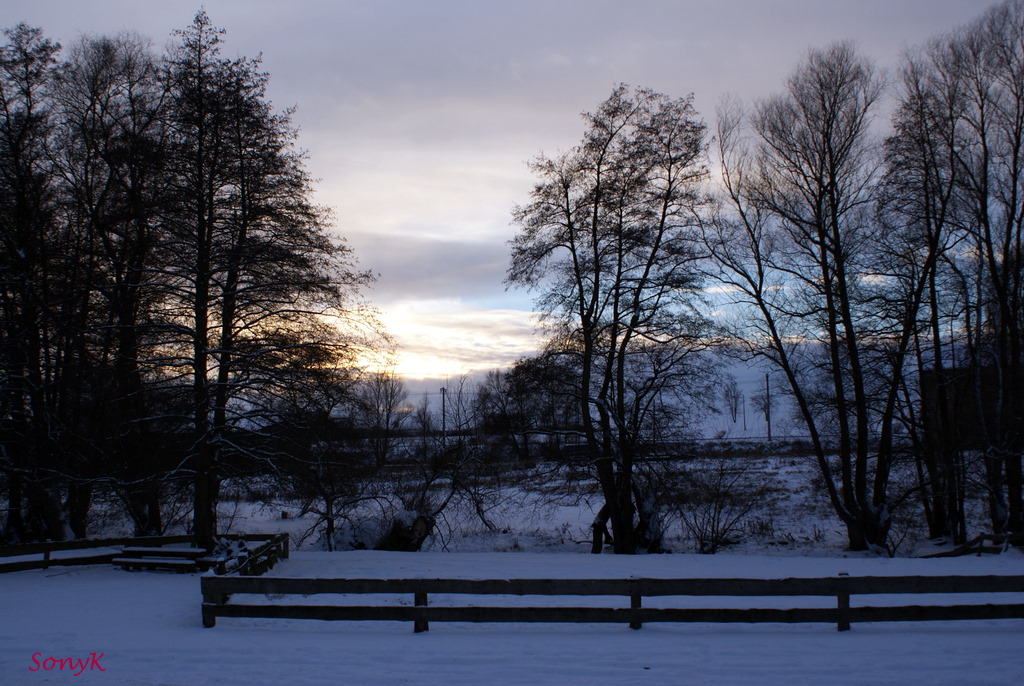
xmin=219 ymin=533 xmax=290 ymax=576
xmin=201 ymin=573 xmax=1024 ymax=632
xmin=0 ymin=533 xmax=288 ymax=574
xmin=0 ymin=535 xmax=194 ymax=573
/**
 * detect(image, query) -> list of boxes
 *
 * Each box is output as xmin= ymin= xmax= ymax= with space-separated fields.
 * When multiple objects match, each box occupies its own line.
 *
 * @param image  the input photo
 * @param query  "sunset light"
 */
xmin=377 ymin=299 xmax=539 ymax=379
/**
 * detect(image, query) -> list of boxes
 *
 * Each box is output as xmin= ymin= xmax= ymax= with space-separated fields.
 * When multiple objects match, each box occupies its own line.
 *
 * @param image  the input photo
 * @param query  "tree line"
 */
xmin=0 ymin=13 xmax=378 ymax=548
xmin=508 ymin=0 xmax=1024 ymax=553
xmin=0 ymin=9 xmax=583 ymax=550
xmin=4 ymin=3 xmax=1023 ymax=556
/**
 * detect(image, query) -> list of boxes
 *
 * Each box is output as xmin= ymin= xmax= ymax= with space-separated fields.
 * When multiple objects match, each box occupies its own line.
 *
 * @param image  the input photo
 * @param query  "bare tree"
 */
xmin=882 ymin=32 xmax=970 ymax=543
xmin=475 ymin=354 xmax=584 ymax=462
xmin=161 ymin=11 xmax=375 ymax=548
xmin=706 ymin=43 xmax=939 ymax=552
xmin=50 ymin=32 xmax=174 ymax=537
xmin=509 ymin=85 xmax=716 ymax=553
xmin=941 ymin=1 xmax=1024 ymax=533
xmin=269 ymin=366 xmax=370 ymax=552
xmin=0 ymin=24 xmax=65 ymax=542
xmin=880 ymin=1 xmax=1024 ymax=538
xmin=722 ymin=377 xmax=742 ymax=425
xmin=0 ymin=15 xmax=383 ymax=545
xmin=674 ymin=458 xmax=764 ymax=554
xmin=354 ymin=369 xmax=409 ymax=467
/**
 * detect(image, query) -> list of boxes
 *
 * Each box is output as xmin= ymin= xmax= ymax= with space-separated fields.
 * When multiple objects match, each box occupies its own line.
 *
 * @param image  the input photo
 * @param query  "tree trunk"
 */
xmin=66 ymin=482 xmax=91 ymax=539
xmin=594 ymin=457 xmax=638 ymax=554
xmin=590 ymin=503 xmax=611 ymax=554
xmin=192 ymin=450 xmax=219 ymax=551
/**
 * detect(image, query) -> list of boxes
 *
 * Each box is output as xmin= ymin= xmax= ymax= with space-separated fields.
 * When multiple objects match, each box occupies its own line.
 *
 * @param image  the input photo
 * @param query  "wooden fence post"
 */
xmin=202 ymin=588 xmax=224 ymax=628
xmin=836 ymin=572 xmax=850 ymax=631
xmin=414 ymin=590 xmax=429 ymax=633
xmin=629 ymin=581 xmax=642 ymax=630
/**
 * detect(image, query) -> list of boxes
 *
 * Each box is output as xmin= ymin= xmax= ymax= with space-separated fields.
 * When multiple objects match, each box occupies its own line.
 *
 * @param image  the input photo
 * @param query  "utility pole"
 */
xmin=765 ymin=372 xmax=772 ymax=441
xmin=440 ymin=386 xmax=447 ymax=446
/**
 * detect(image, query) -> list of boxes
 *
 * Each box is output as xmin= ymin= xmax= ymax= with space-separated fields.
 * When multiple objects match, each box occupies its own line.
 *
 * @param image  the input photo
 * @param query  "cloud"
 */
xmin=1 ymin=0 xmax=993 ymax=386
xmin=348 ymin=232 xmax=525 ymax=305
xmin=377 ymin=298 xmax=540 ymax=379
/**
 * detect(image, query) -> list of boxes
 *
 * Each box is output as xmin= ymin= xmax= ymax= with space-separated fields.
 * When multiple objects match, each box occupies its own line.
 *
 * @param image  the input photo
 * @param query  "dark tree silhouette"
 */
xmin=160 ymin=11 xmax=374 ymax=549
xmin=509 ymin=85 xmax=717 ymax=554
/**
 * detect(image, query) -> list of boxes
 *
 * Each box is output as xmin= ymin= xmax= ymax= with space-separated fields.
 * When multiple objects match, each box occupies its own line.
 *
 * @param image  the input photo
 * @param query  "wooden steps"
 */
xmin=114 ymin=546 xmax=208 ymax=573
xmin=108 ymin=533 xmax=288 ymax=575
xmin=121 ymin=546 xmax=206 ymax=558
xmin=114 ymin=556 xmax=198 ymax=573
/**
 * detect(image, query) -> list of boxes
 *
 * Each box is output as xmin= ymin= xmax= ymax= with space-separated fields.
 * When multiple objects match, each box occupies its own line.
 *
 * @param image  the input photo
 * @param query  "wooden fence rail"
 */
xmin=200 ymin=574 xmax=1024 ymax=632
xmin=0 ymin=535 xmax=195 ymax=572
xmin=219 ymin=533 xmax=290 ymax=576
xmin=0 ymin=533 xmax=289 ymax=574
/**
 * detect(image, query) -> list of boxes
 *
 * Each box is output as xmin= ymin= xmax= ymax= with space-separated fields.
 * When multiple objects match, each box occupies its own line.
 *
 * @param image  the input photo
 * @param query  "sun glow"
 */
xmin=372 ymin=299 xmax=539 ymax=380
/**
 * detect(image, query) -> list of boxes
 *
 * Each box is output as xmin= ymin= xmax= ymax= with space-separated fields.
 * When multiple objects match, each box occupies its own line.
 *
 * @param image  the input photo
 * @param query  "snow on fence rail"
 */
xmin=200 ymin=573 xmax=1024 ymax=632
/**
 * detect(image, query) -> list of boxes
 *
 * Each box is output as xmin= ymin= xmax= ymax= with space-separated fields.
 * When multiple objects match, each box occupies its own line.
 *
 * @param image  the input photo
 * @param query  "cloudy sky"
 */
xmin=2 ymin=0 xmax=991 ymax=385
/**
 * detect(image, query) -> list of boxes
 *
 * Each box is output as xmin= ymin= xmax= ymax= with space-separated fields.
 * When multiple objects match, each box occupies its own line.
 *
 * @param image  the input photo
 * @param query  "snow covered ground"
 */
xmin=2 ymin=449 xmax=1020 ymax=685
xmin=1 ymin=549 xmax=1021 ymax=685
